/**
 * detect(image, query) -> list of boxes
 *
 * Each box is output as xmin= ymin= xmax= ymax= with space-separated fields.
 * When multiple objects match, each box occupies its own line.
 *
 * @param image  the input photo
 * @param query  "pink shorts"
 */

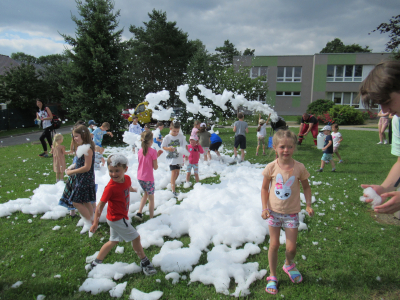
xmin=267 ymin=210 xmax=299 ymax=229
xmin=333 ymin=147 xmax=339 ymax=153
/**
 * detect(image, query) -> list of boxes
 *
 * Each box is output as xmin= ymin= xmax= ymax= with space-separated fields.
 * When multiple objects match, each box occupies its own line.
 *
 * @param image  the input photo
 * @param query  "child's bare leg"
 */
xmin=194 ymin=173 xmax=199 ymax=182
xmin=148 ymin=195 xmax=154 ymax=219
xmin=204 ymin=154 xmax=208 ymax=162
xmin=320 ymin=160 xmax=325 ymax=169
xmin=131 ymin=235 xmax=145 ymax=259
xmin=186 ymin=172 xmax=191 ymax=182
xmin=267 ymin=226 xmax=280 ymax=293
xmin=240 ymin=149 xmax=245 ymax=161
xmin=256 ymin=143 xmax=260 ymax=154
xmin=97 ymin=241 xmax=119 ymax=261
xmin=73 ymin=202 xmax=93 ymax=221
xmin=330 ymin=159 xmax=336 ymax=170
xmin=207 ymin=151 xmax=211 ymax=161
xmin=234 ymin=147 xmax=238 ymax=157
xmin=284 ymin=228 xmax=302 ymax=283
xmin=138 ymin=192 xmax=148 ymax=214
xmin=170 ymin=170 xmax=179 ymax=192
xmin=335 ymin=151 xmax=342 ymax=161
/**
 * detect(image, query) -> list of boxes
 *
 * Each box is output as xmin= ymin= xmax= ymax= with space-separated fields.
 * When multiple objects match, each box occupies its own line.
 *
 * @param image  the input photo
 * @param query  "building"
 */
xmin=234 ymin=53 xmax=392 ymax=115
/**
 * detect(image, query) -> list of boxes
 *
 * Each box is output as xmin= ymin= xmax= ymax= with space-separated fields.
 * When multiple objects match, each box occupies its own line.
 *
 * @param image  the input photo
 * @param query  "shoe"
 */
xmin=134 ymin=213 xmax=143 ymax=221
xmin=42 ymin=154 xmax=49 ymax=158
xmin=256 ymin=152 xmax=258 ymax=156
xmin=141 ymin=261 xmax=157 ymax=276
xmin=282 ymin=263 xmax=303 ymax=284
xmin=38 ymin=152 xmax=46 ymax=157
xmin=265 ymin=276 xmax=278 ymax=295
xmin=332 ymin=169 xmax=336 ymax=172
xmin=173 ymin=192 xmax=178 ymax=197
xmin=88 ymin=261 xmax=99 ymax=270
xmin=263 ymin=152 xmax=266 ymax=156
xmin=338 ymin=160 xmax=343 ymax=163
xmin=384 ymin=140 xmax=388 ymax=144
xmin=316 ymin=169 xmax=323 ymax=172
xmin=377 ymin=141 xmax=383 ymax=144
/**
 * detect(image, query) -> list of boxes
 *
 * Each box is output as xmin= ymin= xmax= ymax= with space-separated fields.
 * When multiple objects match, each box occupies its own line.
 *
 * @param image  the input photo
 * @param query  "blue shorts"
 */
xmin=321 ymin=153 xmax=333 ymax=162
xmin=94 ymin=141 xmax=102 ymax=147
xmin=187 ymin=163 xmax=199 ymax=174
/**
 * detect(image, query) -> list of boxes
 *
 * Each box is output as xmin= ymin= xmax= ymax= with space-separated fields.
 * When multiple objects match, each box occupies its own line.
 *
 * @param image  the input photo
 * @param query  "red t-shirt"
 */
xmin=100 ymin=175 xmax=131 ymax=221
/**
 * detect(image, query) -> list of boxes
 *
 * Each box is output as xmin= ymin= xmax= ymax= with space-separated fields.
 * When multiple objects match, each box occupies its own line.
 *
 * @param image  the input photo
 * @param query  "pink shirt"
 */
xmin=191 ymin=127 xmax=199 ymax=137
xmin=137 ymin=148 xmax=157 ymax=182
xmin=262 ymin=160 xmax=310 ymax=214
xmin=188 ymin=145 xmax=204 ymax=164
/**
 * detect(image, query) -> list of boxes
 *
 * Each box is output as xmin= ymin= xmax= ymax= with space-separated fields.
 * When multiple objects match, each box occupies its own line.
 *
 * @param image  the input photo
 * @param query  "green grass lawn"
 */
xmin=0 ymin=121 xmax=75 ymax=138
xmin=0 ymin=128 xmax=399 ymax=299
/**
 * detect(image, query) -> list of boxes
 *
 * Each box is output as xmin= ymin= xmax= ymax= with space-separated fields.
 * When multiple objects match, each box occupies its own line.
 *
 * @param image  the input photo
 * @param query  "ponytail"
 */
xmin=141 ymin=131 xmax=153 ymax=156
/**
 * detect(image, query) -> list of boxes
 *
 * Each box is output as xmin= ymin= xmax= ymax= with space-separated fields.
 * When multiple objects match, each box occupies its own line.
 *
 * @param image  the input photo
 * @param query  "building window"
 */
xmin=277 ymin=67 xmax=302 ymax=82
xmin=250 ymin=66 xmax=268 ymax=80
xmin=327 ymin=65 xmax=363 ymax=82
xmin=276 ymin=91 xmax=301 ymax=96
xmin=326 ymin=92 xmax=360 ymax=108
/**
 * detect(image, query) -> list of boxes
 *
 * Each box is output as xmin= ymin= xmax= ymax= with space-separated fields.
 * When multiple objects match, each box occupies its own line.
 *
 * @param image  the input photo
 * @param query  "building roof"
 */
xmin=0 ymin=54 xmax=21 ymax=76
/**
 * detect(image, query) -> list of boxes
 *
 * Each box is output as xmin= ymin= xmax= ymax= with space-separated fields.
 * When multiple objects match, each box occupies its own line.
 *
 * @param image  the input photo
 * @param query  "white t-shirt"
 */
xmin=257 ymin=123 xmax=267 ymax=138
xmin=391 ymin=116 xmax=400 ymax=156
xmin=161 ymin=133 xmax=187 ymax=166
xmin=332 ymin=132 xmax=342 ymax=148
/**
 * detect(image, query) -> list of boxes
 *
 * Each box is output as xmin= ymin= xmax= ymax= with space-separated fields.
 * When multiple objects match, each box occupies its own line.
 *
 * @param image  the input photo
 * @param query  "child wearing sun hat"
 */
xmin=316 ymin=125 xmax=336 ymax=172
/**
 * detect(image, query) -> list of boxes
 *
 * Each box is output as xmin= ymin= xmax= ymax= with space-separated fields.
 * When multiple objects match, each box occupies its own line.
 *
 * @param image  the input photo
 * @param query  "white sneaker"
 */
xmin=377 ymin=141 xmax=383 ymax=144
xmin=384 ymin=140 xmax=388 ymax=144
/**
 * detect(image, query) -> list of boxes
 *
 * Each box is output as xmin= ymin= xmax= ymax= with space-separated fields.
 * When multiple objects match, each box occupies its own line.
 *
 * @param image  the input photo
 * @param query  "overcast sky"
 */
xmin=0 ymin=0 xmax=398 ymax=58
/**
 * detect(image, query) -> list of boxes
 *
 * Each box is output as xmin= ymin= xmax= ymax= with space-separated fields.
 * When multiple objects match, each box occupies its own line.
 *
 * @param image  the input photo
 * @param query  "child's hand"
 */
xmin=169 ymin=146 xmax=175 ymax=152
xmin=261 ymin=210 xmax=270 ymax=220
xmin=157 ymin=150 xmax=163 ymax=157
xmin=90 ymin=223 xmax=98 ymax=234
xmin=306 ymin=206 xmax=314 ymax=217
xmin=109 ymin=132 xmax=114 ymax=137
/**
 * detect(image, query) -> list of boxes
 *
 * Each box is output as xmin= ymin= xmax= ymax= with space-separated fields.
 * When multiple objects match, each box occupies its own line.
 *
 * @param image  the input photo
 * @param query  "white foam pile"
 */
xmin=359 ymin=187 xmax=382 ymax=208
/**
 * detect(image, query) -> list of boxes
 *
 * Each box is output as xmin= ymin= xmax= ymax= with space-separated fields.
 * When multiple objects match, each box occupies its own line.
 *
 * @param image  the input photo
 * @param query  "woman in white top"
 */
xmin=36 ymin=99 xmax=53 ymax=158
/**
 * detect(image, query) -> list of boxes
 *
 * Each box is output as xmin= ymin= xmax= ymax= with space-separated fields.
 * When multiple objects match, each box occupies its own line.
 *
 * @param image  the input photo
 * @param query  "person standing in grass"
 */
xmin=89 ymin=154 xmax=157 ymax=276
xmin=360 ymin=60 xmax=400 ymax=214
xmin=198 ymin=123 xmax=211 ymax=162
xmin=377 ymin=110 xmax=390 ymax=144
xmin=233 ymin=112 xmax=248 ymax=162
xmin=51 ymin=134 xmax=66 ymax=183
xmin=135 ymin=131 xmax=162 ymax=221
xmin=261 ymin=130 xmax=314 ymax=295
xmin=35 ymin=99 xmax=53 ymax=158
xmin=316 ymin=125 xmax=336 ymax=172
xmin=161 ymin=121 xmax=187 ymax=197
xmin=331 ymin=124 xmax=343 ymax=163
xmin=297 ymin=113 xmax=319 ymax=146
xmin=256 ymin=114 xmax=270 ymax=156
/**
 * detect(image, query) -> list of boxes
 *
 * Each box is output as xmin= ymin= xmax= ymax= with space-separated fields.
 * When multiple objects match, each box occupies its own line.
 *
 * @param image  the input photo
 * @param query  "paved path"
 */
xmin=0 ymin=126 xmax=74 ymax=147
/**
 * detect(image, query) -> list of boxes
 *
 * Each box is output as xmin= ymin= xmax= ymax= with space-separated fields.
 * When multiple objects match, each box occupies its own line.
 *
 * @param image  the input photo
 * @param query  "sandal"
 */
xmin=282 ymin=263 xmax=303 ymax=283
xmin=265 ymin=276 xmax=278 ymax=294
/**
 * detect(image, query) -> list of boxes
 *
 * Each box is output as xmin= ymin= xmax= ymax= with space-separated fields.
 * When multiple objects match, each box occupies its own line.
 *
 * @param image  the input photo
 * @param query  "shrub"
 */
xmin=316 ymin=112 xmax=334 ymax=125
xmin=328 ymin=105 xmax=365 ymax=125
xmin=362 ymin=110 xmax=378 ymax=120
xmin=307 ymin=99 xmax=335 ymax=116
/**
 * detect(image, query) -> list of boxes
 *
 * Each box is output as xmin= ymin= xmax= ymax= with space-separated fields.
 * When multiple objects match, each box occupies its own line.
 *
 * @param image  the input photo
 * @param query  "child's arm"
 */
xmin=233 ymin=124 xmax=236 ymax=132
xmin=163 ymin=146 xmax=174 ymax=152
xmin=245 ymin=126 xmax=249 ymax=134
xmin=50 ymin=146 xmax=53 ymax=155
xmin=129 ymin=186 xmax=137 ymax=192
xmin=101 ymin=157 xmax=105 ymax=166
xmin=153 ymin=158 xmax=158 ymax=170
xmin=61 ymin=146 xmax=66 ymax=155
xmin=301 ymin=179 xmax=314 ymax=217
xmin=322 ymin=140 xmax=332 ymax=151
xmin=90 ymin=201 xmax=106 ymax=233
xmin=266 ymin=113 xmax=271 ymax=124
xmin=65 ymin=149 xmax=93 ymax=176
xmin=261 ymin=176 xmax=271 ymax=219
xmin=198 ymin=145 xmax=204 ymax=154
xmin=107 ymin=131 xmax=114 ymax=137
xmin=338 ymin=135 xmax=343 ymax=143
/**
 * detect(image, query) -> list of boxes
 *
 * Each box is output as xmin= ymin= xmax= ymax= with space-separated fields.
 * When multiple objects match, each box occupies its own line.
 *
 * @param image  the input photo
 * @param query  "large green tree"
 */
xmin=215 ymin=40 xmax=241 ymax=67
xmin=371 ymin=15 xmax=400 ymax=60
xmin=0 ymin=63 xmax=45 ymax=109
xmin=10 ymin=52 xmax=37 ymax=64
xmin=128 ymin=10 xmax=196 ymax=108
xmin=320 ymin=38 xmax=371 ymax=53
xmin=60 ymin=0 xmax=126 ymax=140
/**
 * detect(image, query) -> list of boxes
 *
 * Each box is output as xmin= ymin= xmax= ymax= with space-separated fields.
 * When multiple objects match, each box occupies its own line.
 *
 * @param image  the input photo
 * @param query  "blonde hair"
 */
xmin=193 ymin=120 xmax=201 ymax=126
xmin=102 ymin=122 xmax=110 ymax=130
xmin=53 ymin=133 xmax=63 ymax=148
xmin=73 ymin=125 xmax=95 ymax=152
xmin=141 ymin=131 xmax=153 ymax=156
xmin=272 ymin=130 xmax=297 ymax=149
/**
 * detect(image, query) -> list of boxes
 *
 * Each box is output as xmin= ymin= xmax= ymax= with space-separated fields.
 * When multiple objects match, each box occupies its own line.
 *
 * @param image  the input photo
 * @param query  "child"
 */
xmin=129 ymin=117 xmax=143 ymax=154
xmin=92 ymin=122 xmax=113 ymax=151
xmin=198 ymin=123 xmax=211 ymax=161
xmin=94 ymin=146 xmax=106 ymax=170
xmin=144 ymin=124 xmax=151 ymax=132
xmin=59 ymin=125 xmax=96 ymax=226
xmin=51 ymin=134 xmax=66 ymax=182
xmin=261 ymin=130 xmax=314 ymax=294
xmin=88 ymin=120 xmax=97 ymax=134
xmin=153 ymin=121 xmax=164 ymax=148
xmin=233 ymin=112 xmax=249 ymax=162
xmin=89 ymin=154 xmax=157 ymax=276
xmin=186 ymin=135 xmax=204 ymax=184
xmin=210 ymin=132 xmax=223 ymax=161
xmin=161 ymin=121 xmax=187 ymax=197
xmin=191 ymin=120 xmax=201 ymax=137
xmin=316 ymin=125 xmax=336 ymax=172
xmin=256 ymin=114 xmax=270 ymax=156
xmin=377 ymin=110 xmax=390 ymax=144
xmin=135 ymin=131 xmax=162 ymax=221
xmin=331 ymin=124 xmax=343 ymax=163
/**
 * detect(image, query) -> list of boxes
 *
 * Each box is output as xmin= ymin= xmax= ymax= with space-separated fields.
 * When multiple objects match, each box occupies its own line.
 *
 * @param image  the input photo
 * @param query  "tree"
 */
xmin=0 ymin=63 xmax=45 ymax=109
xmin=11 ymin=52 xmax=37 ymax=64
xmin=215 ymin=40 xmax=241 ymax=67
xmin=128 ymin=10 xmax=196 ymax=108
xmin=60 ymin=0 xmax=126 ymax=141
xmin=243 ymin=48 xmax=255 ymax=56
xmin=320 ymin=38 xmax=371 ymax=53
xmin=371 ymin=15 xmax=400 ymax=59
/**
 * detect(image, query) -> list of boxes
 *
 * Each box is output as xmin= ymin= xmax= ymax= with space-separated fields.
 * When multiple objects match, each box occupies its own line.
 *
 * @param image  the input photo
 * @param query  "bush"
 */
xmin=362 ymin=110 xmax=378 ymax=120
xmin=307 ymin=99 xmax=335 ymax=116
xmin=328 ymin=105 xmax=365 ymax=125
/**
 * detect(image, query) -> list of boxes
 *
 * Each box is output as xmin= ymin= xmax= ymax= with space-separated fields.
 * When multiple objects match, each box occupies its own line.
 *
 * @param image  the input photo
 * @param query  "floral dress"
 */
xmin=59 ymin=146 xmax=96 ymax=209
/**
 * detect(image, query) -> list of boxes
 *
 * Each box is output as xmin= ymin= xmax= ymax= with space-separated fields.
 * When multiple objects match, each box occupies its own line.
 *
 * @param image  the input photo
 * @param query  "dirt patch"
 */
xmin=370 ymin=211 xmax=400 ymax=226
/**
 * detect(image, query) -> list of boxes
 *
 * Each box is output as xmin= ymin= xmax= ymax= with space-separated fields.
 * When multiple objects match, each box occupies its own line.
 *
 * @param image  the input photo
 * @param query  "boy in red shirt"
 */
xmin=89 ymin=154 xmax=157 ymax=276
